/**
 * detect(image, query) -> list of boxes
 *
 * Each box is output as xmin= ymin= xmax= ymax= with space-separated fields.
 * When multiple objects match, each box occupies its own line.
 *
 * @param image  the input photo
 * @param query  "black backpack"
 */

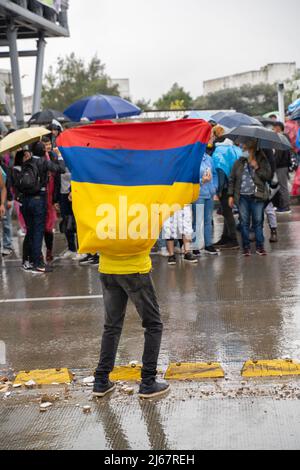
xmin=18 ymin=161 xmax=41 ymax=195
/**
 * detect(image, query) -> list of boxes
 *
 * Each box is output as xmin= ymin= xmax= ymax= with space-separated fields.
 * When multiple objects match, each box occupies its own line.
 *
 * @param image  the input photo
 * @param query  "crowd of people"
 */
xmin=158 ymin=116 xmax=300 ymax=263
xmin=0 ymin=116 xmax=299 ymax=274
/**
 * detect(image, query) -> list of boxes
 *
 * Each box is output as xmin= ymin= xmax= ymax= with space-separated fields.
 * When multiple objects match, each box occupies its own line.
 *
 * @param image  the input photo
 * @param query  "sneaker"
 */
xmin=269 ymin=229 xmax=278 ymax=243
xmin=2 ymin=248 xmax=13 ymax=257
xmin=184 ymin=252 xmax=198 ymax=263
xmin=71 ymin=253 xmax=86 ymax=261
xmin=79 ymin=254 xmax=95 ymax=265
xmin=139 ymin=379 xmax=170 ymax=399
xmin=243 ymin=248 xmax=251 ymax=257
xmin=213 ymin=237 xmax=230 ymax=248
xmin=159 ymin=247 xmax=169 ymax=257
xmin=193 ymin=250 xmax=201 ymax=257
xmin=93 ymin=380 xmax=116 ymax=398
xmin=22 ymin=261 xmax=33 ymax=272
xmin=17 ymin=229 xmax=26 ymax=237
xmin=205 ymin=246 xmax=219 ymax=256
xmin=168 ymin=255 xmax=177 ymax=265
xmin=61 ymin=250 xmax=75 ymax=259
xmin=31 ymin=265 xmax=53 ymax=274
xmin=90 ymin=255 xmax=100 ymax=265
xmin=256 ymin=248 xmax=267 ymax=256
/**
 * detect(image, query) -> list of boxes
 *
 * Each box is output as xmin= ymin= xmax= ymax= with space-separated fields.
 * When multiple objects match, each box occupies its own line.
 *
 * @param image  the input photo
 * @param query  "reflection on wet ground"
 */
xmin=1 ymin=209 xmax=300 ymax=449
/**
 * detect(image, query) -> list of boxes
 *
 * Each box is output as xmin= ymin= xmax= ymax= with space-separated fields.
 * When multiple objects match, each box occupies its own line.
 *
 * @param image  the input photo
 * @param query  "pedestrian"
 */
xmin=13 ymin=142 xmax=65 ymax=274
xmin=212 ymin=137 xmax=242 ymax=250
xmin=0 ymin=156 xmax=14 ymax=256
xmin=56 ymin=170 xmax=83 ymax=260
xmin=42 ymin=136 xmax=59 ymax=263
xmin=47 ymin=123 xmax=62 ymax=148
xmin=193 ymin=152 xmax=219 ymax=256
xmin=273 ymin=121 xmax=292 ymax=214
xmin=228 ymin=140 xmax=272 ymax=256
xmin=0 ymin=166 xmax=7 ymax=220
xmin=164 ymin=206 xmax=198 ymax=265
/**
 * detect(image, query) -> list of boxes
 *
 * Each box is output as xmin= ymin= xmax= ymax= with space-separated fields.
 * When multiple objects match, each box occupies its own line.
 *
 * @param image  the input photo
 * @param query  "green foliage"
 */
xmin=42 ymin=53 xmax=119 ymax=111
xmin=194 ymin=83 xmax=279 ymax=116
xmin=154 ymin=83 xmax=193 ymax=110
xmin=135 ymin=98 xmax=152 ymax=111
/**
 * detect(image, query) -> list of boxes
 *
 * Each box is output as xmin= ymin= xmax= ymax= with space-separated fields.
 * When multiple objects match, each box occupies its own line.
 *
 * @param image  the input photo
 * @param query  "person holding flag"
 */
xmin=58 ymin=119 xmax=211 ymax=399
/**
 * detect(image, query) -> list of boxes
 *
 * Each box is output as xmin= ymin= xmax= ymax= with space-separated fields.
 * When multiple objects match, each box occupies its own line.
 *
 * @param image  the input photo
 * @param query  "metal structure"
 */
xmin=0 ymin=0 xmax=70 ymax=128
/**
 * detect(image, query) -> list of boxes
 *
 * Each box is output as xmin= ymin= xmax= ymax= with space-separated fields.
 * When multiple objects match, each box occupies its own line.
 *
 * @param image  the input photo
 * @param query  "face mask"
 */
xmin=242 ymin=150 xmax=250 ymax=158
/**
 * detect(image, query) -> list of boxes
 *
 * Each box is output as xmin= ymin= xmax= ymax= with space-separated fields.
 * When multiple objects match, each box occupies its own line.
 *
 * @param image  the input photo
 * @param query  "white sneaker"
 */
xmin=61 ymin=250 xmax=75 ymax=259
xmin=159 ymin=248 xmax=169 ymax=257
xmin=2 ymin=248 xmax=13 ymax=256
xmin=18 ymin=229 xmax=26 ymax=237
xmin=72 ymin=253 xmax=86 ymax=261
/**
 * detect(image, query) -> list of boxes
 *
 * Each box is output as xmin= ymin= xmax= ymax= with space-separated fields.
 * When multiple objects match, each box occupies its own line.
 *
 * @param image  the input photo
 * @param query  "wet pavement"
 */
xmin=1 ymin=208 xmax=300 ymax=449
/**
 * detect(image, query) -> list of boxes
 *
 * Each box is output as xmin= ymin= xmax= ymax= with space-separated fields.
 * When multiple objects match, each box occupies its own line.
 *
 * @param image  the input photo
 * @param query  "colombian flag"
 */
xmin=57 ymin=119 xmax=211 ymax=257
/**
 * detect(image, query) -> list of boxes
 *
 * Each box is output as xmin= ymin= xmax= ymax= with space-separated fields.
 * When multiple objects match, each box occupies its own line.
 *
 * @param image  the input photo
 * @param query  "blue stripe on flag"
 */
xmin=59 ymin=142 xmax=206 ymax=187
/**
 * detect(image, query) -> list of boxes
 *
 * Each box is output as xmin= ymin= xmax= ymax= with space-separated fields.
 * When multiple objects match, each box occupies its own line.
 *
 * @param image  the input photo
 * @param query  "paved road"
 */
xmin=1 ymin=209 xmax=300 ymax=450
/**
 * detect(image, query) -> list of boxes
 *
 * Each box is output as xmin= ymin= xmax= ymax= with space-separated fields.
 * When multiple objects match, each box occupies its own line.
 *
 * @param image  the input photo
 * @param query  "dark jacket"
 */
xmin=228 ymin=153 xmax=272 ymax=204
xmin=31 ymin=155 xmax=65 ymax=191
xmin=274 ymin=149 xmax=291 ymax=169
xmin=13 ymin=155 xmax=65 ymax=197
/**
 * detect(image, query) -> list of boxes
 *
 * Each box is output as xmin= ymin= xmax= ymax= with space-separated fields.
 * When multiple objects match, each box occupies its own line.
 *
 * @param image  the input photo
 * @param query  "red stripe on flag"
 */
xmin=57 ymin=119 xmax=212 ymax=151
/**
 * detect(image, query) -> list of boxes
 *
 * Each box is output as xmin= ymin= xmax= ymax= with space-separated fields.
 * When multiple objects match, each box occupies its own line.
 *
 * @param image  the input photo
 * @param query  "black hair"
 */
xmin=42 ymin=136 xmax=51 ymax=143
xmin=14 ymin=150 xmax=25 ymax=167
xmin=274 ymin=121 xmax=285 ymax=132
xmin=31 ymin=141 xmax=45 ymax=157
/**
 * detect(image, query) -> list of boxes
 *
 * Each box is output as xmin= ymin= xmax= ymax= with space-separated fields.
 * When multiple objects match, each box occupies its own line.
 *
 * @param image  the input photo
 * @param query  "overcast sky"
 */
xmin=2 ymin=0 xmax=300 ymax=102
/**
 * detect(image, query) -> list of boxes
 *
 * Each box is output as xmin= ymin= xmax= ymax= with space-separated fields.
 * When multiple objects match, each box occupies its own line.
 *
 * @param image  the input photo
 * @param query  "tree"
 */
xmin=135 ymin=98 xmax=152 ymax=111
xmin=42 ymin=53 xmax=119 ymax=111
xmin=154 ymin=83 xmax=193 ymax=110
xmin=193 ymin=83 xmax=279 ymax=116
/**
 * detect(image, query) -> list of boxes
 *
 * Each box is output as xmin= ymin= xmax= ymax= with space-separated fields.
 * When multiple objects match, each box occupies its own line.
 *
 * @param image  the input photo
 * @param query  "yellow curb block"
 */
xmin=14 ymin=368 xmax=73 ymax=386
xmin=110 ymin=365 xmax=142 ymax=381
xmin=242 ymin=360 xmax=300 ymax=377
xmin=165 ymin=362 xmax=225 ymax=380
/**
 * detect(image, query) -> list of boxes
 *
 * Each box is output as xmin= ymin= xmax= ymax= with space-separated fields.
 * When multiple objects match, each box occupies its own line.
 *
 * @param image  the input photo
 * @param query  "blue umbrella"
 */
xmin=288 ymin=98 xmax=300 ymax=115
xmin=291 ymin=108 xmax=300 ymax=121
xmin=64 ymin=95 xmax=141 ymax=122
xmin=212 ymin=111 xmax=262 ymax=128
xmin=188 ymin=111 xmax=215 ymax=121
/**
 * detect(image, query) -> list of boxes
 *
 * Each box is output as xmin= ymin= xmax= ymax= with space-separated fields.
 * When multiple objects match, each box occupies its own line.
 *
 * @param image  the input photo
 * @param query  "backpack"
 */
xmin=18 ymin=161 xmax=41 ymax=195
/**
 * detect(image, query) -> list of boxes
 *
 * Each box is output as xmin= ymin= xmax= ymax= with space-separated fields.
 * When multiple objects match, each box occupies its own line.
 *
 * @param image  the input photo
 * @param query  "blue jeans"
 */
xmin=21 ymin=194 xmax=47 ymax=267
xmin=193 ymin=198 xmax=214 ymax=249
xmin=3 ymin=202 xmax=14 ymax=250
xmin=239 ymin=196 xmax=265 ymax=249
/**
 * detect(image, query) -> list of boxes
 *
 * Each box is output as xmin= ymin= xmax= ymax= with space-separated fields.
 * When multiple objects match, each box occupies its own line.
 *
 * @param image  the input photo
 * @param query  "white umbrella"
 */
xmin=0 ymin=127 xmax=51 ymax=154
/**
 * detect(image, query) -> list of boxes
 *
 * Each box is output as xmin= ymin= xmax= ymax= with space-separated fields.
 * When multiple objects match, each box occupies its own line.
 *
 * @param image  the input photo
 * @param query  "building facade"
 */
xmin=203 ymin=62 xmax=298 ymax=95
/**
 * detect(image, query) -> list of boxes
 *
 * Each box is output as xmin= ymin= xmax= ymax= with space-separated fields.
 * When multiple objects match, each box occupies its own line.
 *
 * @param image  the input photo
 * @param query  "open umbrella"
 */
xmin=188 ymin=111 xmax=216 ymax=122
xmin=28 ymin=109 xmax=71 ymax=126
xmin=64 ymin=95 xmax=141 ymax=122
xmin=291 ymin=108 xmax=300 ymax=121
xmin=211 ymin=111 xmax=262 ymax=128
xmin=223 ymin=125 xmax=292 ymax=151
xmin=288 ymin=98 xmax=300 ymax=115
xmin=255 ymin=116 xmax=277 ymax=127
xmin=0 ymin=127 xmax=50 ymax=154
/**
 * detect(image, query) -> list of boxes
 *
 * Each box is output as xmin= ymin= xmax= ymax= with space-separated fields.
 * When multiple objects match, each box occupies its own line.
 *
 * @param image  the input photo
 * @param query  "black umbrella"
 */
xmin=223 ymin=125 xmax=292 ymax=151
xmin=212 ymin=111 xmax=262 ymax=128
xmin=28 ymin=109 xmax=71 ymax=126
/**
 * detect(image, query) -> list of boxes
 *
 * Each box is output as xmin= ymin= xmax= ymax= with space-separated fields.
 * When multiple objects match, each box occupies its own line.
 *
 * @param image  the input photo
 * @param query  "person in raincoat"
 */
xmin=212 ymin=138 xmax=242 ymax=250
